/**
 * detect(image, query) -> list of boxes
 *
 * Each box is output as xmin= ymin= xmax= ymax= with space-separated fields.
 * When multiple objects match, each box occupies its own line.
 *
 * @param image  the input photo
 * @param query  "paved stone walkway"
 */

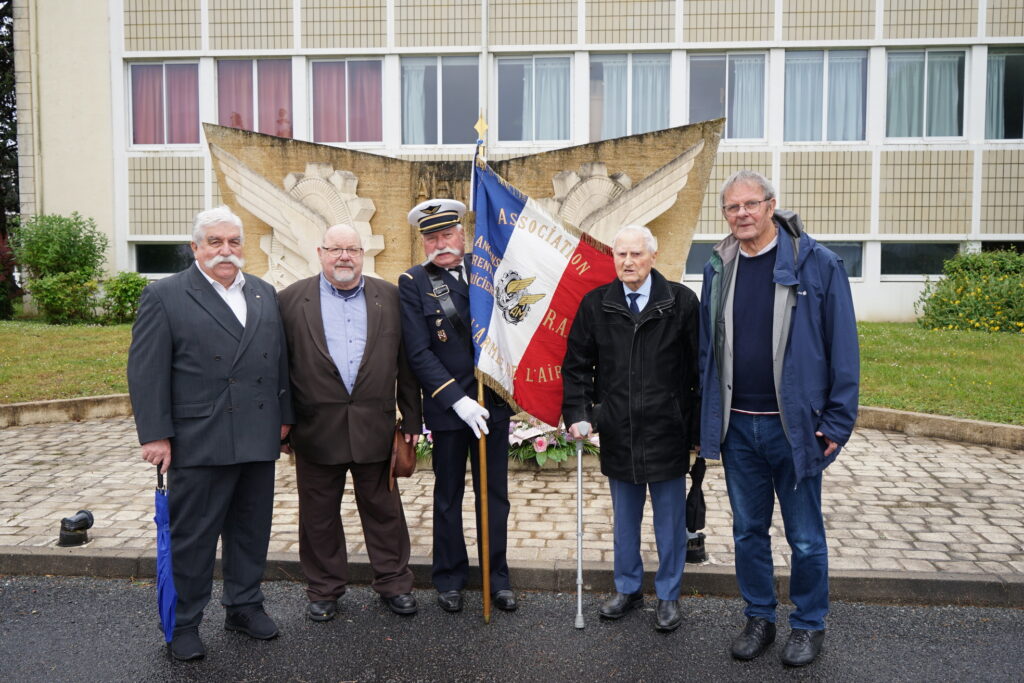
xmin=1 ymin=418 xmax=1023 ymax=577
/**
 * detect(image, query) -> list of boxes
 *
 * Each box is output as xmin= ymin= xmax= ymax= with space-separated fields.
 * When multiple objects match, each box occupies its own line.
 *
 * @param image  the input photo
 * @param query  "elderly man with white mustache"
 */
xmin=398 ymin=198 xmax=517 ymax=614
xmin=128 ymin=205 xmax=293 ymax=661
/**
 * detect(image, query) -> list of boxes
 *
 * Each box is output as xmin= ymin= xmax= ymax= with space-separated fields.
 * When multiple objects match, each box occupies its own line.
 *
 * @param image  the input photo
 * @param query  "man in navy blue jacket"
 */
xmin=699 ymin=170 xmax=859 ymax=667
xmin=398 ymin=198 xmax=516 ymax=614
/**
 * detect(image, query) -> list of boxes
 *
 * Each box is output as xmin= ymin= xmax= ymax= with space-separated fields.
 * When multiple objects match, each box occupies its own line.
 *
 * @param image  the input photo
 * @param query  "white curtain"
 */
xmin=402 ymin=59 xmax=428 ymax=144
xmin=784 ymin=52 xmax=823 ymax=141
xmin=535 ymin=58 xmax=569 ymax=140
xmin=887 ymin=52 xmax=924 ymax=137
xmin=986 ymin=54 xmax=1006 ymax=139
xmin=926 ymin=52 xmax=963 ymax=136
xmin=632 ymin=55 xmax=669 ymax=135
xmin=593 ymin=56 xmax=627 ymax=140
xmin=828 ymin=51 xmax=867 ymax=141
xmin=728 ymin=55 xmax=765 ymax=138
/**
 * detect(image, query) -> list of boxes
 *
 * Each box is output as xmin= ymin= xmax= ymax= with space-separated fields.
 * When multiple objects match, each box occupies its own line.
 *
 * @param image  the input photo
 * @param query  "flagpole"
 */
xmin=471 ymin=115 xmax=493 ymax=623
xmin=478 ymin=381 xmax=492 ymax=623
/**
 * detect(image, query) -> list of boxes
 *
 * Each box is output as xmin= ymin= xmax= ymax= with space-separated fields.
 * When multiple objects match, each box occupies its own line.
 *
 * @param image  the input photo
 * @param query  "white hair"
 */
xmin=193 ymin=206 xmax=244 ymax=243
xmin=720 ymin=170 xmax=777 ymax=207
xmin=612 ymin=224 xmax=658 ymax=254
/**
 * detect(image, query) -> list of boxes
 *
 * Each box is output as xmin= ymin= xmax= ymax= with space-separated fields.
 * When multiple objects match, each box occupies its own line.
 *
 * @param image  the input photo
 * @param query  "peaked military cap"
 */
xmin=408 ymin=198 xmax=466 ymax=235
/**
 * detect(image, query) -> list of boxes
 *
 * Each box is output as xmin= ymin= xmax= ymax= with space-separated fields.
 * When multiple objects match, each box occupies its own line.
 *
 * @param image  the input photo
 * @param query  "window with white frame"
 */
xmin=497 ymin=56 xmax=571 ymax=142
xmin=886 ymin=51 xmax=965 ymax=138
xmin=130 ymin=62 xmax=199 ymax=145
xmin=986 ymin=49 xmax=1024 ymax=140
xmin=785 ymin=50 xmax=867 ymax=142
xmin=590 ymin=53 xmax=670 ymax=141
xmin=310 ymin=60 xmax=383 ymax=143
xmin=402 ymin=56 xmax=479 ymax=145
xmin=217 ymin=59 xmax=293 ymax=138
xmin=688 ymin=53 xmax=765 ymax=139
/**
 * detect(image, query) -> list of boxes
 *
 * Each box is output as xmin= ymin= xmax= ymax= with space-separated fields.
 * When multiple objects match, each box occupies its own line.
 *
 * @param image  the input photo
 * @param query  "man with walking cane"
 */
xmin=563 ymin=224 xmax=701 ymax=633
xmin=398 ymin=198 xmax=517 ymax=615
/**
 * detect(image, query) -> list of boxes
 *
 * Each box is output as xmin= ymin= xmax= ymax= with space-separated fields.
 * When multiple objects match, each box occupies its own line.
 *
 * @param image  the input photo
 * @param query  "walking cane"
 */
xmin=575 ymin=422 xmax=591 ymax=629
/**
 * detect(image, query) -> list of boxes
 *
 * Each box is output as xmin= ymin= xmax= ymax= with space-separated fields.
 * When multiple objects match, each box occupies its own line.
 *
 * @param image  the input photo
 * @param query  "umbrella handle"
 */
xmin=156 ymin=464 xmax=165 ymax=491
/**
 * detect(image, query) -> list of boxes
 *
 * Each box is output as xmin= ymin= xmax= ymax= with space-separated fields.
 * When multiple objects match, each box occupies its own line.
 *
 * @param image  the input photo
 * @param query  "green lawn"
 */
xmin=0 ymin=320 xmax=132 ymax=403
xmin=858 ymin=322 xmax=1024 ymax=426
xmin=1 ymin=320 xmax=1022 ymax=425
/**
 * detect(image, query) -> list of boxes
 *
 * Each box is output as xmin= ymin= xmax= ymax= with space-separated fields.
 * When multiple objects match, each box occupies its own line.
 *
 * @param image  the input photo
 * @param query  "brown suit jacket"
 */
xmin=279 ymin=274 xmax=423 ymax=465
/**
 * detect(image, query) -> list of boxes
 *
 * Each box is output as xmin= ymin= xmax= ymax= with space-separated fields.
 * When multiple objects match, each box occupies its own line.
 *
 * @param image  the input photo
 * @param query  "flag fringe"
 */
xmin=474 ymin=368 xmax=523 ymax=415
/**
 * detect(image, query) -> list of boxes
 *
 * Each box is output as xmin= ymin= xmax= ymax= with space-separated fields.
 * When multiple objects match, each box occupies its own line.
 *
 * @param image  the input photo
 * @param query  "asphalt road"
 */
xmin=0 ymin=576 xmax=1021 ymax=682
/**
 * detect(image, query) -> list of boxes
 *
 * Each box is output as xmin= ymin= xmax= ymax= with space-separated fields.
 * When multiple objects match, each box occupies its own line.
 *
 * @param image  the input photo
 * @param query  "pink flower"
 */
xmin=533 ymin=436 xmax=548 ymax=453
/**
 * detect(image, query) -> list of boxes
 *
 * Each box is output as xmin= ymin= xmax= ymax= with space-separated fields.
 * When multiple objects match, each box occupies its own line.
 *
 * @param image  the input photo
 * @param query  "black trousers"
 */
xmin=168 ymin=460 xmax=275 ymax=633
xmin=430 ymin=420 xmax=511 ymax=593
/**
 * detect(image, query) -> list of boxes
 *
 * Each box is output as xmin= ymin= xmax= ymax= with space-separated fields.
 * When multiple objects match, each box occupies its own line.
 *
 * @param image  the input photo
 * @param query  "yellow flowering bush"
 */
xmin=916 ymin=250 xmax=1024 ymax=334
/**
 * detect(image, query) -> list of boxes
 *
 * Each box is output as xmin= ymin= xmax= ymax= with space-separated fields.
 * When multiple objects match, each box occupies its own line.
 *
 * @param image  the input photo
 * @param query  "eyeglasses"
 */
xmin=322 ymin=246 xmax=364 ymax=257
xmin=722 ymin=198 xmax=772 ymax=216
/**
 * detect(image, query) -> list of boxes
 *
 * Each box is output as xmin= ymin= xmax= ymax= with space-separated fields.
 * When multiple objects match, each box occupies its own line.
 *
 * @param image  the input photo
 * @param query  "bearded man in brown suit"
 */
xmin=278 ymin=223 xmax=422 ymax=621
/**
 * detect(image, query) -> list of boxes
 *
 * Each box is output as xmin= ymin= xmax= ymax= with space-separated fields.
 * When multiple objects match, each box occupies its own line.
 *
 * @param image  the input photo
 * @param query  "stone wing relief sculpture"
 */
xmin=536 ymin=139 xmax=705 ymax=245
xmin=210 ymin=143 xmax=382 ymax=289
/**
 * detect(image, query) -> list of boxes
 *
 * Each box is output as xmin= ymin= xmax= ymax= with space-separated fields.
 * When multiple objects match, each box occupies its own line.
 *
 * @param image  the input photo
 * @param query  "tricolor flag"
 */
xmin=469 ymin=157 xmax=616 ymax=427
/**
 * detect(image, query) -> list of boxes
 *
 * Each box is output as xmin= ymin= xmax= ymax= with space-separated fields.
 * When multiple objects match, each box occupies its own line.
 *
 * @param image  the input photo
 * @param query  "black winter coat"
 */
xmin=562 ymin=269 xmax=700 ymax=484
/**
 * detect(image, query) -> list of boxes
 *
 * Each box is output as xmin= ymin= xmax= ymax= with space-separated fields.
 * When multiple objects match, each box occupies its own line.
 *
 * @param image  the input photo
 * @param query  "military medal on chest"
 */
xmin=437 ymin=329 xmax=448 ymax=342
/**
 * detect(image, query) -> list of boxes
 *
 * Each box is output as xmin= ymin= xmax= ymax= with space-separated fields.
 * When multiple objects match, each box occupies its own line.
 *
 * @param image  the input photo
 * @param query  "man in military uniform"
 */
xmin=397 ymin=198 xmax=516 ymax=614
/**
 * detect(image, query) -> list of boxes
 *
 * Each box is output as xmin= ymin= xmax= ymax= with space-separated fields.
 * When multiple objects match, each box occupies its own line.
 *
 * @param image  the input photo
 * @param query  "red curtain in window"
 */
xmin=312 ymin=61 xmax=347 ymax=143
xmin=165 ymin=64 xmax=199 ymax=144
xmin=218 ymin=60 xmax=253 ymax=131
xmin=348 ymin=60 xmax=382 ymax=142
xmin=257 ymin=59 xmax=292 ymax=138
xmin=131 ymin=64 xmax=164 ymax=144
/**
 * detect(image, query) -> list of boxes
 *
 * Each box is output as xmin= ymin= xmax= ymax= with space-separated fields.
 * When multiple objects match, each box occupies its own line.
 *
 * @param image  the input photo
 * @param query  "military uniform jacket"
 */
xmin=127 ymin=265 xmax=294 ymax=468
xmin=398 ymin=256 xmax=512 ymax=432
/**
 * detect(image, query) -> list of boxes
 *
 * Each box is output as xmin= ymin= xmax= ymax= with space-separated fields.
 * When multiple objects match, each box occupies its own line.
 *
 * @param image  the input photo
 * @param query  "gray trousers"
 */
xmin=168 ymin=460 xmax=275 ymax=633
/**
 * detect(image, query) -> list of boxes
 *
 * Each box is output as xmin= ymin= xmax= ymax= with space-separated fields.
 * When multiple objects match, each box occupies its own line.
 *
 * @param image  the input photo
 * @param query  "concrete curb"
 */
xmin=855 ymin=406 xmax=1023 ymax=451
xmin=2 ymin=546 xmax=1021 ymax=608
xmin=2 ymin=394 xmax=1022 ymax=450
xmin=0 ymin=394 xmax=133 ymax=429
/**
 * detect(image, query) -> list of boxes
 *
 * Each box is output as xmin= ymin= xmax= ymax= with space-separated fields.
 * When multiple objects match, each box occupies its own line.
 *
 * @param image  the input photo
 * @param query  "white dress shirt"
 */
xmin=195 ymin=262 xmax=247 ymax=327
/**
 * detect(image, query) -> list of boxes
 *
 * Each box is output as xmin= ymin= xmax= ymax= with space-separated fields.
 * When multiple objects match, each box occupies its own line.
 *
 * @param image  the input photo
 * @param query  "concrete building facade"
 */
xmin=13 ymin=0 xmax=1024 ymax=320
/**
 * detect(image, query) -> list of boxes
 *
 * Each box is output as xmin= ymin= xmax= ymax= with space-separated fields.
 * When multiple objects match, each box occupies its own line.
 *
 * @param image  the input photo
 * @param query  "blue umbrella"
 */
xmin=154 ymin=467 xmax=177 ymax=643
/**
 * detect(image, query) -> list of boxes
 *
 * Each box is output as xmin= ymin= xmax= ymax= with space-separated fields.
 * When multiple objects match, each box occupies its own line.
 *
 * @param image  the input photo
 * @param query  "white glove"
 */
xmin=453 ymin=396 xmax=490 ymax=438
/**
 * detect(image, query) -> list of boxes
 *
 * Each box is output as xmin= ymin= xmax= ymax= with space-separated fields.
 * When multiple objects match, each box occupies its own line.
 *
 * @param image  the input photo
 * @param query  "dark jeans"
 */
xmin=722 ymin=412 xmax=829 ymax=630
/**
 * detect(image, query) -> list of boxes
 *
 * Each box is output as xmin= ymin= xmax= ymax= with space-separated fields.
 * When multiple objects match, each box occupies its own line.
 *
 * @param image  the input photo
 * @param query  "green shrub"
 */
xmin=0 ymin=232 xmax=16 ymax=320
xmin=102 ymin=271 xmax=149 ymax=324
xmin=27 ymin=270 xmax=100 ymax=324
xmin=915 ymin=250 xmax=1024 ymax=334
xmin=9 ymin=212 xmax=108 ymax=279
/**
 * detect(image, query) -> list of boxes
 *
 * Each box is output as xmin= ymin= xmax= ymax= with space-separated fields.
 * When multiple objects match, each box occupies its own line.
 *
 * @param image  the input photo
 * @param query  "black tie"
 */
xmin=449 ymin=266 xmax=465 ymax=284
xmin=627 ymin=292 xmax=640 ymax=315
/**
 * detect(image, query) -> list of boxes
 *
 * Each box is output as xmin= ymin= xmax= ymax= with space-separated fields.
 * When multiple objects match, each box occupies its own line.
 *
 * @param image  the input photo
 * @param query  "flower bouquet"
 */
xmin=508 ymin=415 xmax=599 ymax=467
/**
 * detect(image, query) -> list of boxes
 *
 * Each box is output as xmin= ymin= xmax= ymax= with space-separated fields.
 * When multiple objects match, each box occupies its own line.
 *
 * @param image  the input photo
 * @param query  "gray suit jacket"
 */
xmin=127 ymin=265 xmax=294 ymax=468
xmin=278 ymin=274 xmax=422 ymax=465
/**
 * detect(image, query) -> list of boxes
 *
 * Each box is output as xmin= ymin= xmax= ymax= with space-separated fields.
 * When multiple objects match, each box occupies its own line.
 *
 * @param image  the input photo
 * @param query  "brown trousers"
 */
xmin=295 ymin=456 xmax=414 ymax=601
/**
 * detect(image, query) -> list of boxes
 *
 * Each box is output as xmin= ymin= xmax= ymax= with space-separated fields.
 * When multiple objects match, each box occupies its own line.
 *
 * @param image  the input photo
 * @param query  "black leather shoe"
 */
xmin=686 ymin=532 xmax=707 ymax=563
xmin=599 ymin=591 xmax=643 ymax=619
xmin=493 ymin=590 xmax=518 ymax=612
xmin=307 ymin=599 xmax=338 ymax=622
xmin=654 ymin=599 xmax=682 ymax=632
xmin=437 ymin=590 xmax=463 ymax=613
xmin=781 ymin=628 xmax=825 ymax=667
xmin=169 ymin=628 xmax=205 ymax=661
xmin=731 ymin=617 xmax=777 ymax=660
xmin=224 ymin=605 xmax=279 ymax=639
xmin=382 ymin=592 xmax=418 ymax=616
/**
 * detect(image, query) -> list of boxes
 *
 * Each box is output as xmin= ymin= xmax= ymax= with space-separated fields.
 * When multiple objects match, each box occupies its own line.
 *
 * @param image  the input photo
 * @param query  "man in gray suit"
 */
xmin=128 ymin=206 xmax=294 ymax=661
